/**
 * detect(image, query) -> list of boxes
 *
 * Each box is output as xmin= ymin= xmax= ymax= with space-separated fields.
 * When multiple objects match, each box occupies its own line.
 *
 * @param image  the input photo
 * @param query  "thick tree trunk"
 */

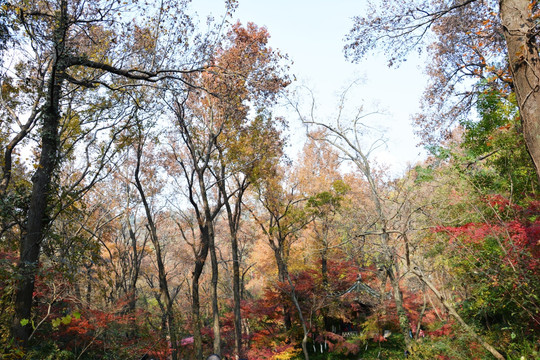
xmin=192 ymin=257 xmax=205 ymax=360
xmin=191 ymin=238 xmax=208 ymax=360
xmin=191 ymin=221 xmax=211 ymax=360
xmin=273 ymin=246 xmax=293 ymax=331
xmin=500 ymin=0 xmax=540 ymax=181
xmin=11 ymin=44 xmax=65 ymax=344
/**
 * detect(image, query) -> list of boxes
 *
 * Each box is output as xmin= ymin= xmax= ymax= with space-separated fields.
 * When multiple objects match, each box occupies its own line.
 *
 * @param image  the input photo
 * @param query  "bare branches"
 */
xmin=345 ymin=0 xmax=479 ymax=65
xmin=65 ymin=56 xmax=207 ymax=87
xmin=345 ymin=0 xmax=511 ymax=146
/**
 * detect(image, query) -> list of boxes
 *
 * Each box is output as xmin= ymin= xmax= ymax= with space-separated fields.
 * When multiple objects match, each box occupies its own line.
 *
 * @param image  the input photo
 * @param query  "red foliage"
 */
xmin=429 ymin=323 xmax=454 ymax=338
xmin=242 ymin=260 xmax=367 ymax=357
xmin=434 ymin=197 xmax=540 ymax=274
xmin=323 ymin=331 xmax=360 ymax=354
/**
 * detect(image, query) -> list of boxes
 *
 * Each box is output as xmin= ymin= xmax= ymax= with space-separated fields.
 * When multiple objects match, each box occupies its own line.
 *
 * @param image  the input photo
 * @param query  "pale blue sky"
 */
xmin=190 ymin=1 xmax=428 ymax=174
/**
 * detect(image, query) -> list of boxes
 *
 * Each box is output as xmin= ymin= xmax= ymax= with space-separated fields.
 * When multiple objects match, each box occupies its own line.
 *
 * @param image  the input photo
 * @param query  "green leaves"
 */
xmin=19 ymin=318 xmax=35 ymax=330
xmin=51 ymin=312 xmax=80 ymax=329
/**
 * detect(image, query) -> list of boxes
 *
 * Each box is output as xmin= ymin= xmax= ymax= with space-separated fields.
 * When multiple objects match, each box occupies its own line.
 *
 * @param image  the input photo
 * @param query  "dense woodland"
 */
xmin=0 ymin=0 xmax=539 ymax=359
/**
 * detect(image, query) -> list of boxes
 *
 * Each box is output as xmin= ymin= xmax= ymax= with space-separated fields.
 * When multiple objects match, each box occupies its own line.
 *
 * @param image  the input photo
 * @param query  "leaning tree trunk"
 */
xmin=500 ymin=0 xmax=540 ymax=181
xmin=285 ymin=271 xmax=310 ymax=360
xmin=412 ymin=269 xmax=505 ymax=360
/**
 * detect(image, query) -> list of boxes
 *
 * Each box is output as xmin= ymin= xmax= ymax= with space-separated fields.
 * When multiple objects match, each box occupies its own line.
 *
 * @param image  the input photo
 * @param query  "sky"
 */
xmin=189 ymin=1 xmax=428 ymax=175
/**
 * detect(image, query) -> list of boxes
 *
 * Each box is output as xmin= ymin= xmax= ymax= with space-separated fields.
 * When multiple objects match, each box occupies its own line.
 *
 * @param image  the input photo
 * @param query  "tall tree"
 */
xmin=292 ymin=85 xmax=414 ymax=348
xmin=169 ymin=21 xmax=288 ymax=358
xmin=5 ymin=0 xmax=201 ymax=343
xmin=215 ymin=113 xmax=285 ymax=359
xmin=249 ymin=168 xmax=313 ymax=360
xmin=132 ymin=125 xmax=180 ymax=360
xmin=169 ymin=95 xmax=224 ymax=359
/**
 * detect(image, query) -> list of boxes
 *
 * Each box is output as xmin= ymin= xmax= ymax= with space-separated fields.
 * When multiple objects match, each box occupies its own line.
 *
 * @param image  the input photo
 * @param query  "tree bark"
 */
xmin=230 ymin=228 xmax=243 ymax=359
xmin=127 ymin=216 xmax=140 ymax=313
xmin=321 ymin=233 xmax=330 ymax=332
xmin=11 ymin=1 xmax=68 ymax=340
xmin=500 ymin=0 xmax=540 ymax=181
xmin=285 ymin=271 xmax=310 ymax=360
xmin=191 ymin=242 xmax=208 ymax=360
xmin=272 ymin=245 xmax=293 ymax=331
xmin=219 ymin=180 xmax=246 ymax=360
xmin=209 ymin=228 xmax=221 ymax=355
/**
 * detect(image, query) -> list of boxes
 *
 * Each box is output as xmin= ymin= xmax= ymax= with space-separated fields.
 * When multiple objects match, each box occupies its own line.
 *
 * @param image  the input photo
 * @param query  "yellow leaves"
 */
xmin=273 ymin=346 xmax=302 ymax=360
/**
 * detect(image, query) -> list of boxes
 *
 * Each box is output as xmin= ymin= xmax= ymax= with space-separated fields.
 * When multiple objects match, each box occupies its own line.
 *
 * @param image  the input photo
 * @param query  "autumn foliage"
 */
xmin=0 ymin=0 xmax=539 ymax=359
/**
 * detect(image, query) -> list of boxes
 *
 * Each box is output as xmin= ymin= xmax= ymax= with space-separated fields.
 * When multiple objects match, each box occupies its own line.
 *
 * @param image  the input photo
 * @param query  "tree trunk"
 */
xmin=285 ymin=272 xmax=310 ymax=360
xmin=209 ymin=227 xmax=221 ymax=356
xmin=216 ymin=172 xmax=248 ymax=360
xmin=127 ymin=218 xmax=140 ymax=313
xmin=86 ymin=266 xmax=93 ymax=305
xmin=222 ymin=192 xmax=244 ymax=359
xmin=230 ymin=230 xmax=243 ymax=359
xmin=134 ymin=144 xmax=179 ymax=360
xmin=190 ymin=217 xmax=211 ymax=360
xmin=500 ymin=0 xmax=540 ymax=181
xmin=192 ymin=254 xmax=206 ymax=360
xmin=387 ymin=265 xmax=411 ymax=347
xmin=321 ymin=238 xmax=329 ymax=331
xmin=11 ymin=16 xmax=67 ymax=340
xmin=273 ymin=245 xmax=293 ymax=331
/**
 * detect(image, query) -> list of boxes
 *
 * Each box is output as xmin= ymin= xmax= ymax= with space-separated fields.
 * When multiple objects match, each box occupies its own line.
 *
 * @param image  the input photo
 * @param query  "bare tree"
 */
xmin=291 ymin=84 xmax=414 ymax=348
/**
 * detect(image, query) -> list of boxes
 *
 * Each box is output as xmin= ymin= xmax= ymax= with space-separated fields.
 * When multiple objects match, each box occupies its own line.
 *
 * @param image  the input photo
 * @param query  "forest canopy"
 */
xmin=0 ymin=1 xmax=538 ymax=359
